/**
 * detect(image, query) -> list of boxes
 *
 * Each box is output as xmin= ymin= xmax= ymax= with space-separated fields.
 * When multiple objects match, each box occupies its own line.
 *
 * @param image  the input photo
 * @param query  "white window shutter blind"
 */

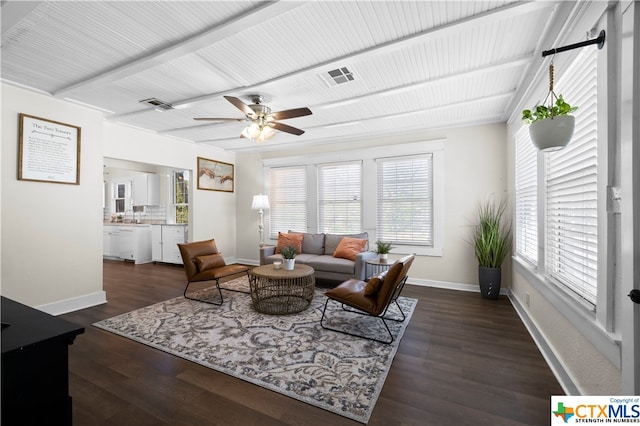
xmin=545 ymin=48 xmax=598 ymax=305
xmin=269 ymin=166 xmax=307 ymax=238
xmin=377 ymin=155 xmax=433 ymax=245
xmin=317 ymin=161 xmax=362 ymax=234
xmin=515 ymin=126 xmax=538 ymax=265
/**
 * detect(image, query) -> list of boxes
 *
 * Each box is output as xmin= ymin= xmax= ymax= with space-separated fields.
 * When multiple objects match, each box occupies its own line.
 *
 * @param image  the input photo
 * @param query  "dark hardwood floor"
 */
xmin=61 ymin=260 xmax=562 ymax=425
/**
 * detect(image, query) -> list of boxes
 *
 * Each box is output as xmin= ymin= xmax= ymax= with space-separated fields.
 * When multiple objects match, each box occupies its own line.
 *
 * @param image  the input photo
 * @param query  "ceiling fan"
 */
xmin=194 ymin=95 xmax=312 ymax=142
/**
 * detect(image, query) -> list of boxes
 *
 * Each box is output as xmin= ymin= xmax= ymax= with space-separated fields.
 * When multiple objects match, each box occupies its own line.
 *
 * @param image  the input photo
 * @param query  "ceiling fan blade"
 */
xmin=193 ymin=117 xmax=246 ymax=122
xmin=269 ymin=121 xmax=305 ymax=136
xmin=224 ymin=95 xmax=255 ymax=117
xmin=268 ymin=107 xmax=312 ymax=121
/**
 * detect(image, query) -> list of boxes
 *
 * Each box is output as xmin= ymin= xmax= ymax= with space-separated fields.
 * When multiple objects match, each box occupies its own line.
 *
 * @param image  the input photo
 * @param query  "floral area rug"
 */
xmin=93 ymin=276 xmax=417 ymax=424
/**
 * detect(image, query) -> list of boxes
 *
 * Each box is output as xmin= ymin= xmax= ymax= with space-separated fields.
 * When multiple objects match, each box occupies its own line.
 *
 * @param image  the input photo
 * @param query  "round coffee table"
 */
xmin=249 ymin=264 xmax=315 ymax=315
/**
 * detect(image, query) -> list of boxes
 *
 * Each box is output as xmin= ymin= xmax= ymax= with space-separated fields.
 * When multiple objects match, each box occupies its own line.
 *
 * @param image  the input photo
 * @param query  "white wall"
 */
xmin=1 ymin=83 xmax=105 ymax=312
xmin=236 ymin=123 xmax=508 ymax=289
xmin=103 ymin=122 xmax=238 ymax=251
xmin=0 ymin=83 xmax=239 ymax=313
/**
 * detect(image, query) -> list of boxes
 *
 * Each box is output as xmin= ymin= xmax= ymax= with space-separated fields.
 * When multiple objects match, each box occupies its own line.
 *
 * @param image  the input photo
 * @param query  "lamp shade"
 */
xmin=251 ymin=194 xmax=270 ymax=210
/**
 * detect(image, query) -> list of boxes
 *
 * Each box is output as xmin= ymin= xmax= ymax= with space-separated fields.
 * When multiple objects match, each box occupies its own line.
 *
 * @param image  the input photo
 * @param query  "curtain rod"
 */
xmin=542 ymin=29 xmax=606 ymax=57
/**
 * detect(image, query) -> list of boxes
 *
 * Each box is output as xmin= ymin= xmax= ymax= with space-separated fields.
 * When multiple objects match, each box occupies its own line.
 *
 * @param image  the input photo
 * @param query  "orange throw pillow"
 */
xmin=274 ymin=232 xmax=304 ymax=255
xmin=333 ymin=237 xmax=367 ymax=261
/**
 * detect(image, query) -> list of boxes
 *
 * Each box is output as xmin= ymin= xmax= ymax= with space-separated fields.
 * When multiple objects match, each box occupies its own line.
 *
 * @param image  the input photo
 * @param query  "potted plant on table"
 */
xmin=471 ymin=198 xmax=511 ymax=299
xmin=375 ymin=240 xmax=394 ymax=262
xmin=280 ymin=246 xmax=297 ymax=271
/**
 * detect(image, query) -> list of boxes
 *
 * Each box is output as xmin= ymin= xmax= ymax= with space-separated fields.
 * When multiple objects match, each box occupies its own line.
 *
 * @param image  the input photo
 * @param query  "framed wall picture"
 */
xmin=18 ymin=113 xmax=81 ymax=185
xmin=197 ymin=157 xmax=234 ymax=192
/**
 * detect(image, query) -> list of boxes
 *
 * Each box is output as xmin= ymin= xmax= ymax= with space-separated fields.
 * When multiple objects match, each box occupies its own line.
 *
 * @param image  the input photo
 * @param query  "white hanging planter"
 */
xmin=529 ymin=115 xmax=575 ymax=152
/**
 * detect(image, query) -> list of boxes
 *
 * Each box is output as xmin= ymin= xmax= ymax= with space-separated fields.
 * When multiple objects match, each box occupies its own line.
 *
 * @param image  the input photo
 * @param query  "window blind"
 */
xmin=515 ymin=126 xmax=538 ymax=265
xmin=377 ymin=155 xmax=433 ymax=245
xmin=544 ymin=48 xmax=598 ymax=305
xmin=269 ymin=166 xmax=307 ymax=238
xmin=317 ymin=161 xmax=362 ymax=234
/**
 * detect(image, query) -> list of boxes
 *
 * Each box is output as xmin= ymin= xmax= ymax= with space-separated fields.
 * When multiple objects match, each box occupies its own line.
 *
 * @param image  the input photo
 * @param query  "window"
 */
xmin=112 ymin=181 xmax=130 ymax=213
xmin=173 ymin=170 xmax=189 ymax=224
xmin=514 ymin=48 xmax=598 ymax=306
xmin=269 ymin=166 xmax=307 ymax=237
xmin=376 ymin=155 xmax=433 ymax=246
xmin=544 ymin=49 xmax=598 ymax=305
xmin=317 ymin=161 xmax=362 ymax=234
xmin=514 ymin=126 xmax=538 ymax=265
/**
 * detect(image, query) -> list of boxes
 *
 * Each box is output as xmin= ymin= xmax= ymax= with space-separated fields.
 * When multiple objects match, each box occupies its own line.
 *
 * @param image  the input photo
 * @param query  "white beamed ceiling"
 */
xmin=1 ymin=1 xmax=576 ymax=152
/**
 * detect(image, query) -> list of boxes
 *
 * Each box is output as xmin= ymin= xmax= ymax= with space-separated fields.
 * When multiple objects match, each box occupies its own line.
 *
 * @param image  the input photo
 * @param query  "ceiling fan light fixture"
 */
xmin=256 ymin=127 xmax=276 ymax=142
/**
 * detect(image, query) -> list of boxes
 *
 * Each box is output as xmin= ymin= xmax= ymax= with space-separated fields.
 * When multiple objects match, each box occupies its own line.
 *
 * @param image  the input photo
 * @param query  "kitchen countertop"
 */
xmin=103 ymin=222 xmax=188 ymax=226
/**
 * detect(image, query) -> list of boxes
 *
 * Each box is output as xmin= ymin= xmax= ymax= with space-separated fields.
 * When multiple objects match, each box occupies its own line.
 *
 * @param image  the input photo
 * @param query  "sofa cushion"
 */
xmin=324 ymin=232 xmax=369 ymax=255
xmin=275 ymin=232 xmax=303 ymax=254
xmin=292 ymin=253 xmax=319 ymax=265
xmin=333 ymin=237 xmax=367 ymax=261
xmin=307 ymin=255 xmax=355 ymax=275
xmin=301 ymin=232 xmax=325 ymax=255
xmin=195 ymin=253 xmax=225 ymax=272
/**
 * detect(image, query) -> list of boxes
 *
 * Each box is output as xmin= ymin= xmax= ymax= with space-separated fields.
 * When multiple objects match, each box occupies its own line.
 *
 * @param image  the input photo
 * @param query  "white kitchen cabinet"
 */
xmin=133 ymin=174 xmax=160 ymax=206
xmin=118 ymin=225 xmax=152 ymax=264
xmin=151 ymin=224 xmax=188 ymax=264
xmin=151 ymin=225 xmax=162 ymax=262
xmin=103 ymin=226 xmax=120 ymax=257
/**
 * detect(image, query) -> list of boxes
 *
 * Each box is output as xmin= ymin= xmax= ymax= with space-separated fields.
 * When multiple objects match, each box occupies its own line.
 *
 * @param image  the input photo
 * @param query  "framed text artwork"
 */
xmin=18 ymin=114 xmax=81 ymax=185
xmin=197 ymin=157 xmax=234 ymax=192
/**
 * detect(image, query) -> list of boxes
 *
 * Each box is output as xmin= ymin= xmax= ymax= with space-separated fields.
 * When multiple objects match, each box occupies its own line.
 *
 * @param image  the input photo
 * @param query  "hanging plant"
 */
xmin=521 ymin=62 xmax=578 ymax=151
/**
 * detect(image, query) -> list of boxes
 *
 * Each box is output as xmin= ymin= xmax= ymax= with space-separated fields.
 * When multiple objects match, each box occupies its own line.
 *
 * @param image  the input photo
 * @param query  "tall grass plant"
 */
xmin=472 ymin=198 xmax=512 ymax=268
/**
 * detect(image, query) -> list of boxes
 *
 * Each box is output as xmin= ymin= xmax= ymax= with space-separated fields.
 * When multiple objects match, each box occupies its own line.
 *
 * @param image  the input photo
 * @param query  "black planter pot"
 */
xmin=478 ymin=266 xmax=501 ymax=299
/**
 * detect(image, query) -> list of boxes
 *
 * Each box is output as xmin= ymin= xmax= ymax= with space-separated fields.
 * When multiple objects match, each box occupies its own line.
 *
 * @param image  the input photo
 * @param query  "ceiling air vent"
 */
xmin=139 ymin=98 xmax=174 ymax=111
xmin=320 ymin=67 xmax=356 ymax=87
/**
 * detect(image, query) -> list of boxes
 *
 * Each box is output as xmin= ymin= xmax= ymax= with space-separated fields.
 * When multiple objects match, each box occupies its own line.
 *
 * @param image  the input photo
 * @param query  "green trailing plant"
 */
xmin=471 ymin=198 xmax=512 ymax=268
xmin=279 ymin=246 xmax=297 ymax=259
xmin=521 ymin=94 xmax=577 ymax=125
xmin=375 ymin=240 xmax=394 ymax=255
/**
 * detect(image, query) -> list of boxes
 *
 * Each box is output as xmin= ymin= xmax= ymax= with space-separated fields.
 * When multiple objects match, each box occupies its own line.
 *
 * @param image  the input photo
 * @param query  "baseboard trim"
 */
xmin=406 ymin=277 xmax=509 ymax=295
xmin=36 ymin=291 xmax=107 ymax=316
xmin=508 ymin=291 xmax=580 ymax=395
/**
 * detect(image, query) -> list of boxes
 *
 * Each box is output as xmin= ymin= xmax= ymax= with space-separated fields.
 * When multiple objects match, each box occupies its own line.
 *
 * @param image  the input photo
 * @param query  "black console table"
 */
xmin=1 ymin=296 xmax=84 ymax=426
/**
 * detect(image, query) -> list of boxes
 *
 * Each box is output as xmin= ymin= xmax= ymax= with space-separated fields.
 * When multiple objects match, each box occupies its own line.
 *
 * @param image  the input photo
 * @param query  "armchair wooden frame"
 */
xmin=320 ymin=255 xmax=414 ymax=344
xmin=178 ymin=239 xmax=250 ymax=306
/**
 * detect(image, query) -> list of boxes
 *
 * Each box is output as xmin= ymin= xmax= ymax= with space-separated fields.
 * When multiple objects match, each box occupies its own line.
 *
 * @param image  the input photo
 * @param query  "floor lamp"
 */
xmin=251 ymin=194 xmax=270 ymax=247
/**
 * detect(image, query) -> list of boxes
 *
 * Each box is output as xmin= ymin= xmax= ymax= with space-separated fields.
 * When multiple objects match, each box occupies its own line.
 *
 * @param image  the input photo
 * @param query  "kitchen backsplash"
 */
xmin=103 ymin=205 xmax=168 ymax=223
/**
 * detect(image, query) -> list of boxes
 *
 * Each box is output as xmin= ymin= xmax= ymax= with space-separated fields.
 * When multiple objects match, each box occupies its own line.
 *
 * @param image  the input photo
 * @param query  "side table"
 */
xmin=365 ymin=258 xmax=393 ymax=279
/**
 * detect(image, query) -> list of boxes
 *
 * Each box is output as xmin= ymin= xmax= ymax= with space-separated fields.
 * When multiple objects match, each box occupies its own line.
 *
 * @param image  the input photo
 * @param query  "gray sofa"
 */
xmin=259 ymin=232 xmax=377 ymax=282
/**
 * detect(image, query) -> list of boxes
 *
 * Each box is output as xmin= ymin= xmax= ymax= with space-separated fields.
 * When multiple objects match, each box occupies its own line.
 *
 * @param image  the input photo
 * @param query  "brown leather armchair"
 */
xmin=177 ymin=239 xmax=249 ymax=305
xmin=320 ymin=254 xmax=414 ymax=344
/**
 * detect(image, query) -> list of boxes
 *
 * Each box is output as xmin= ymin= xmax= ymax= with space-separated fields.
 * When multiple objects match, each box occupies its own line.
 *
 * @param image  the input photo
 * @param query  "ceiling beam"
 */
xmin=193 ymin=91 xmax=514 ymax=144
xmin=158 ymin=55 xmax=528 ymax=136
xmin=108 ymin=0 xmax=552 ymax=122
xmin=53 ymin=1 xmax=306 ymax=98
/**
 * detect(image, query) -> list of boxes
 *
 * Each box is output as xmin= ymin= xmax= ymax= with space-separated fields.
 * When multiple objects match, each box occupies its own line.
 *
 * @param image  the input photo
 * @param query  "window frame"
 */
xmin=316 ymin=161 xmax=363 ymax=234
xmin=376 ymin=154 xmax=434 ymax=247
xmin=172 ymin=170 xmax=189 ymax=224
